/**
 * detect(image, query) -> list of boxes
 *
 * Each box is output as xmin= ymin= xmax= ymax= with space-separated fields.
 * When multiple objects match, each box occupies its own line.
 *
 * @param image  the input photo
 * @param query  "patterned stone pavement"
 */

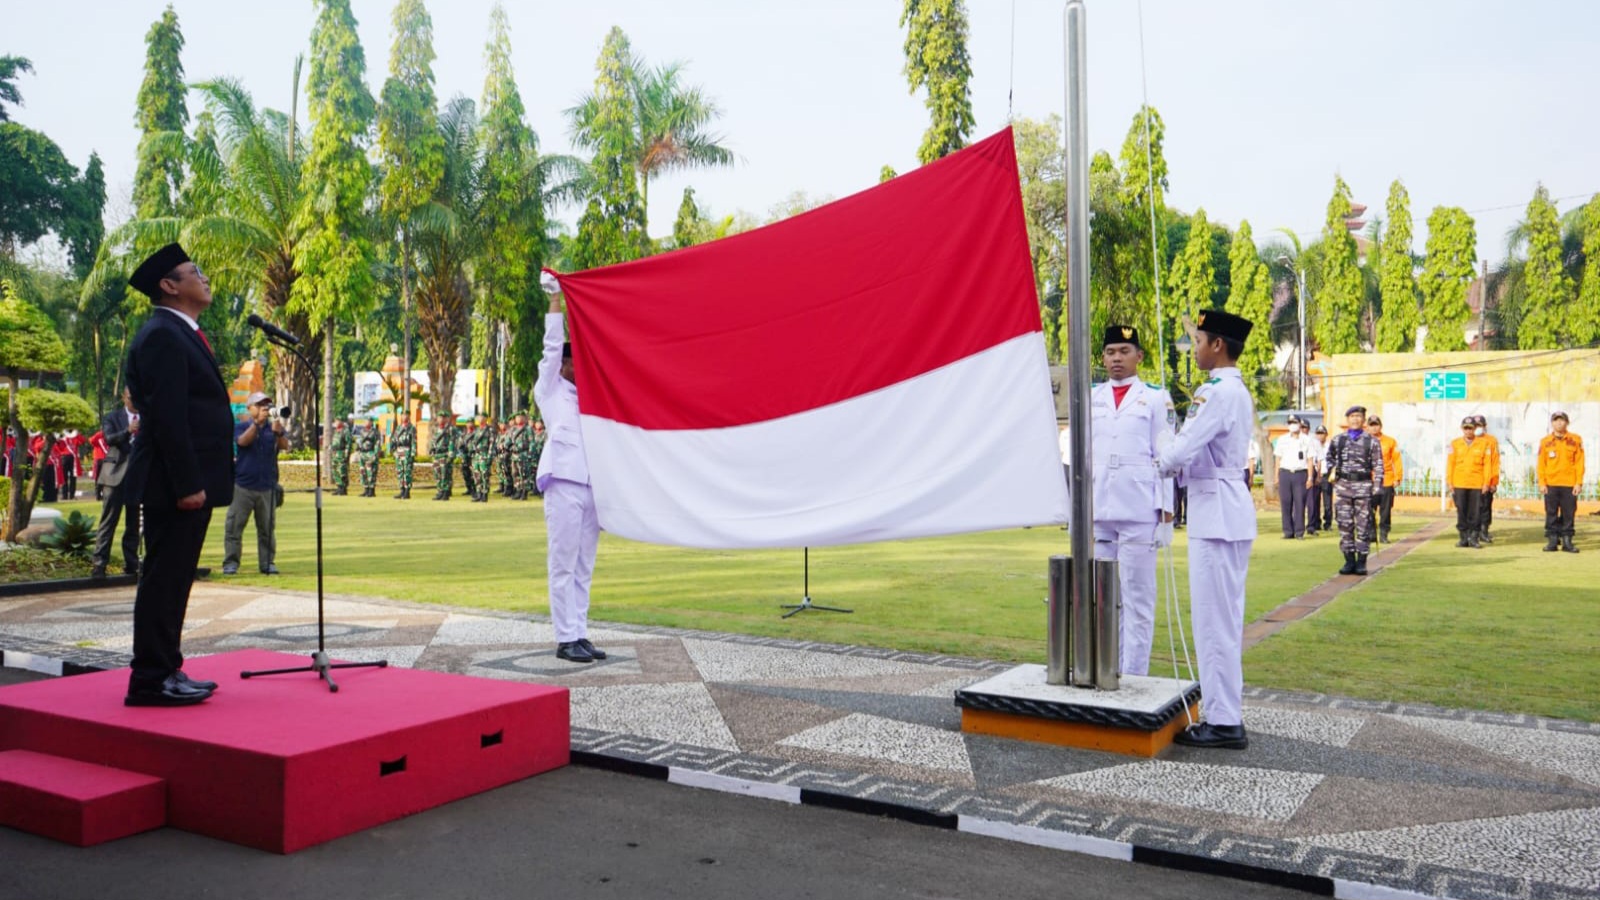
xmin=2 ymin=583 xmax=1598 ymax=899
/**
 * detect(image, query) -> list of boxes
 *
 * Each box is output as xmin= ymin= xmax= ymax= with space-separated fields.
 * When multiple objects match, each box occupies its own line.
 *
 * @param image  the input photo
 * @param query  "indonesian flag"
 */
xmin=555 ymin=128 xmax=1068 ymax=549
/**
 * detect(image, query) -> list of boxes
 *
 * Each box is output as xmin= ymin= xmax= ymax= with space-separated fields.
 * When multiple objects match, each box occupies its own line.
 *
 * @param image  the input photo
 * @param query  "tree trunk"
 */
xmin=401 ymin=230 xmax=413 ymax=411
xmin=3 ymin=384 xmax=22 ymax=542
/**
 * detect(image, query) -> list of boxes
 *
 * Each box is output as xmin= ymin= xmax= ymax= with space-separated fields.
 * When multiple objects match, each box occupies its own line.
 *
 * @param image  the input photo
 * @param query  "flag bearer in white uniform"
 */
xmin=1156 ymin=310 xmax=1257 ymax=750
xmin=536 ymin=274 xmax=607 ymax=664
xmin=1090 ymin=325 xmax=1175 ymax=677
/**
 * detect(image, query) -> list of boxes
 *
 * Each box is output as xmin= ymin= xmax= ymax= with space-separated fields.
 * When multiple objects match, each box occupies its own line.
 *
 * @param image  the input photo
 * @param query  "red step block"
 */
xmin=0 ymin=749 xmax=166 ymax=846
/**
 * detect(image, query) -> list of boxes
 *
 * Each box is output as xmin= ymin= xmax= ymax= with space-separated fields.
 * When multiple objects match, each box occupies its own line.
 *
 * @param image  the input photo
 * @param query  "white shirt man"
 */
xmin=535 ymin=281 xmax=606 ymax=665
xmin=1272 ymin=418 xmax=1317 ymax=539
xmin=1157 ymin=310 xmax=1258 ymax=750
xmin=1089 ymin=325 xmax=1174 ymax=677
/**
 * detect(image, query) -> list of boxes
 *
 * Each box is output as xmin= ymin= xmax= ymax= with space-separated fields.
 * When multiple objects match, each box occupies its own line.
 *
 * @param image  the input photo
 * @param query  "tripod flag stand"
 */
xmin=780 ymin=547 xmax=853 ymax=618
xmin=239 ymin=326 xmax=387 ymax=692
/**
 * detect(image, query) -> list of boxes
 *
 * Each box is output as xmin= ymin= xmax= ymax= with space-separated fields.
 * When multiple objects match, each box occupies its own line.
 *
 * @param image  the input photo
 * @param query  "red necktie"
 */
xmin=196 ymin=328 xmax=214 ymax=356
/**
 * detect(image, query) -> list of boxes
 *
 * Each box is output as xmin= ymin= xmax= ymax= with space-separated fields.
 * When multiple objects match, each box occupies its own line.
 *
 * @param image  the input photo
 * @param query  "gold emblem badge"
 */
xmin=1120 ymin=326 xmax=1133 ymax=340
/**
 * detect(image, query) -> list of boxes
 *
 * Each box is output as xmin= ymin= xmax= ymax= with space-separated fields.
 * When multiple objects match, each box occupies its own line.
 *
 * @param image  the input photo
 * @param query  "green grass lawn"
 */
xmin=51 ymin=493 xmax=1592 ymax=720
xmin=1245 ymin=517 xmax=1600 ymax=722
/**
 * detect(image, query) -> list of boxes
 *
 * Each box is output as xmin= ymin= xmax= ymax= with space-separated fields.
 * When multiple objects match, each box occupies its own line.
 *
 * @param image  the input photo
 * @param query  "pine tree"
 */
xmin=1166 ymin=208 xmax=1215 ymax=328
xmin=132 ymin=5 xmax=187 ymax=219
xmin=1226 ymin=221 xmax=1282 ymax=408
xmin=900 ymin=0 xmax=973 ymax=164
xmin=672 ymin=186 xmax=705 ymax=249
xmin=571 ymin=27 xmax=649 ymax=270
xmin=1419 ymin=206 xmax=1477 ymax=352
xmin=1316 ymin=175 xmax=1364 ymax=354
xmin=294 ymin=0 xmax=377 ymax=441
xmin=1374 ymin=179 xmax=1417 ymax=352
xmin=1516 ymin=184 xmax=1578 ymax=349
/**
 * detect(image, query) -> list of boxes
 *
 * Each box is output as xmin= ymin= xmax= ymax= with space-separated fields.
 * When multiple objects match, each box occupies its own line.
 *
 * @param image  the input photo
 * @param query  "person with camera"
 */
xmin=222 ymin=392 xmax=289 ymax=575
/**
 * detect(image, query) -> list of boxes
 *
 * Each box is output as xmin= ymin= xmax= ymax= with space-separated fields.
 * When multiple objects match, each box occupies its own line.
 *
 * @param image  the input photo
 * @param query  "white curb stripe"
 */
xmin=0 ymin=652 xmax=63 ymax=677
xmin=1333 ymin=879 xmax=1440 ymax=900
xmin=958 ymin=815 xmax=1134 ymax=861
xmin=668 ymin=768 xmax=802 ymax=804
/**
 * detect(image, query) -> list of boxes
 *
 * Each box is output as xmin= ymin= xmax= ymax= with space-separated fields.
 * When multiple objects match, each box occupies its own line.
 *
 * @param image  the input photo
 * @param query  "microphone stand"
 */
xmin=240 ymin=333 xmax=387 ymax=692
xmin=780 ymin=547 xmax=852 ymax=618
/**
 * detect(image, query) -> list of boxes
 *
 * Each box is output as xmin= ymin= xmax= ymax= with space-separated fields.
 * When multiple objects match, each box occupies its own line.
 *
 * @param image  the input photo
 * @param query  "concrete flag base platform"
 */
xmin=956 ymin=664 xmax=1201 ymax=757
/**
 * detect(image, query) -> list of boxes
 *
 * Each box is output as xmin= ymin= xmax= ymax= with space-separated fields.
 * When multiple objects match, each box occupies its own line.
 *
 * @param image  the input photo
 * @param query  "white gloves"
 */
xmin=1154 ymin=521 xmax=1174 ymax=548
xmin=539 ymin=271 xmax=562 ymax=295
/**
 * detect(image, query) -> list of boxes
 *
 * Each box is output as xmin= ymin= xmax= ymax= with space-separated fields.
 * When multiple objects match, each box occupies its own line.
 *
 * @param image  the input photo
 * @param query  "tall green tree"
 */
xmin=1165 ymin=208 xmax=1215 ymax=333
xmin=0 ymin=121 xmax=77 ymax=260
xmin=671 ymin=186 xmax=705 ymax=250
xmin=1577 ymin=193 xmax=1600 ymax=346
xmin=0 ymin=55 xmax=33 ymax=122
xmin=1226 ymin=221 xmax=1282 ymax=408
xmin=132 ymin=6 xmax=188 ymax=219
xmin=295 ymin=0 xmax=377 ymax=445
xmin=1111 ymin=106 xmax=1170 ymax=375
xmin=900 ymin=0 xmax=974 ymax=164
xmin=377 ymin=0 xmax=446 ymax=411
xmin=0 ymin=286 xmax=70 ymax=540
xmin=1516 ymin=184 xmax=1578 ymax=349
xmin=1013 ymin=116 xmax=1064 ymax=354
xmin=1374 ymin=179 xmax=1417 ymax=352
xmin=1419 ymin=206 xmax=1477 ymax=352
xmin=570 ymin=27 xmax=650 ymax=269
xmin=1315 ymin=175 xmax=1364 ymax=354
xmin=413 ymin=96 xmax=485 ymax=418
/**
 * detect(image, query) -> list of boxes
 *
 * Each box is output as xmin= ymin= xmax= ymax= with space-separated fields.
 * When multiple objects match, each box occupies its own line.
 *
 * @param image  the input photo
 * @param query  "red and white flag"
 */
xmin=555 ymin=128 xmax=1068 ymax=549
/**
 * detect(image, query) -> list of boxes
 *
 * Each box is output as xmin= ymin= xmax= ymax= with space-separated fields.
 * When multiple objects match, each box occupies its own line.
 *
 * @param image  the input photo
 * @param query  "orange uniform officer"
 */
xmin=1366 ymin=415 xmax=1402 ymax=543
xmin=1537 ymin=411 xmax=1585 ymax=553
xmin=1446 ymin=416 xmax=1497 ymax=548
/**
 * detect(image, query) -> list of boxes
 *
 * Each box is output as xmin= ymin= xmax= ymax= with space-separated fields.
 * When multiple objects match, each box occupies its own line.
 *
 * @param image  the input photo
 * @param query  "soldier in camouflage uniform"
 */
xmin=497 ymin=419 xmax=516 ymax=496
xmin=328 ymin=420 xmax=353 ymax=495
xmin=530 ymin=418 xmax=546 ymax=497
xmin=390 ymin=410 xmax=417 ymax=500
xmin=458 ymin=419 xmax=477 ymax=499
xmin=470 ymin=415 xmax=494 ymax=502
xmin=355 ymin=416 xmax=382 ymax=497
xmin=430 ymin=415 xmax=458 ymax=501
xmin=510 ymin=413 xmax=535 ymax=500
xmin=1326 ymin=405 xmax=1384 ymax=576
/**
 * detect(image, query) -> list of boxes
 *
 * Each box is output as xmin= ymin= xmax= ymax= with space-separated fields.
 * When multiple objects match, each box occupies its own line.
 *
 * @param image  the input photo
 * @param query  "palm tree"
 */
xmin=412 ymin=96 xmax=485 ymax=416
xmin=82 ymin=69 xmax=321 ymax=444
xmin=567 ymin=59 xmax=734 ymax=224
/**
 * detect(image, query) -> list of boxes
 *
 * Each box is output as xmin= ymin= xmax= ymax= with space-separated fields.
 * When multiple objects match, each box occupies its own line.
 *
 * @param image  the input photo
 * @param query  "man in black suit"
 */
xmin=90 ymin=387 xmax=142 ymax=579
xmin=122 ymin=244 xmax=234 ymax=707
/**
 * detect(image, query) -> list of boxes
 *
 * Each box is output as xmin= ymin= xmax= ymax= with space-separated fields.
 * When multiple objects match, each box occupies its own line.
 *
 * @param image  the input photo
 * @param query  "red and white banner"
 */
xmin=556 ymin=128 xmax=1068 ymax=548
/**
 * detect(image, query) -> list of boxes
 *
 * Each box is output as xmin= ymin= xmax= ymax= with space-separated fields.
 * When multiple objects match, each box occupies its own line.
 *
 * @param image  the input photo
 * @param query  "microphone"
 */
xmin=246 ymin=313 xmax=302 ymax=346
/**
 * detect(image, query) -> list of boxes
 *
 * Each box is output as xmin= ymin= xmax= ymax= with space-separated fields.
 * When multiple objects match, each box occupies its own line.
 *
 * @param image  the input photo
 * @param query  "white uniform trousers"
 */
xmin=1188 ymin=537 xmax=1251 ymax=726
xmin=544 ymin=478 xmax=599 ymax=643
xmin=1093 ymin=520 xmax=1158 ymax=677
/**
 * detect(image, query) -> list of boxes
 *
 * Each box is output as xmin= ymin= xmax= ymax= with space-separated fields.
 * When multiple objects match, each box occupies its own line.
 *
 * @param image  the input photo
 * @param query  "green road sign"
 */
xmin=1423 ymin=371 xmax=1467 ymax=400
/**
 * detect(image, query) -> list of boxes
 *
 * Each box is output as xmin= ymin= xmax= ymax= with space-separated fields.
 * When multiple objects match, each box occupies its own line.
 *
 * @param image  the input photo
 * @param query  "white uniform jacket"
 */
xmin=1088 ymin=378 xmax=1175 ymax=523
xmin=1157 ymin=367 xmax=1256 ymax=541
xmin=533 ymin=313 xmax=589 ymax=492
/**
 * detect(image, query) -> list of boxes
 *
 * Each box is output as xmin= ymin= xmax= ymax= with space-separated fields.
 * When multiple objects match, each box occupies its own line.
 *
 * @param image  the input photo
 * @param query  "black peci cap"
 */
xmin=562 ymin=342 xmax=572 ymax=360
xmin=1102 ymin=324 xmax=1141 ymax=350
xmin=1194 ymin=309 xmax=1253 ymax=343
xmin=127 ymin=243 xmax=191 ymax=300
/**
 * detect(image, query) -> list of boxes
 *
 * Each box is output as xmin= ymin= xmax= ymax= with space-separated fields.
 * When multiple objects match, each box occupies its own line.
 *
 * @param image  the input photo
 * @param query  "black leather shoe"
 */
xmin=1544 ymin=537 xmax=1560 ymax=552
xmin=1173 ymin=722 xmax=1248 ymax=750
xmin=556 ymin=641 xmax=595 ymax=663
xmin=1456 ymin=537 xmax=1470 ymax=548
xmin=174 ymin=670 xmax=219 ymax=692
xmin=1562 ymin=537 xmax=1580 ymax=553
xmin=1479 ymin=529 xmax=1494 ymax=544
xmin=577 ymin=639 xmax=607 ymax=660
xmin=90 ymin=564 xmax=107 ymax=579
xmin=125 ymin=674 xmax=213 ymax=707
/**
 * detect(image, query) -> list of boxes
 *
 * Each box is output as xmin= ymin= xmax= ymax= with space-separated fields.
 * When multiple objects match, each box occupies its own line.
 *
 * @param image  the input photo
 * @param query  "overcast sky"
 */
xmin=9 ymin=0 xmax=1597 ymax=267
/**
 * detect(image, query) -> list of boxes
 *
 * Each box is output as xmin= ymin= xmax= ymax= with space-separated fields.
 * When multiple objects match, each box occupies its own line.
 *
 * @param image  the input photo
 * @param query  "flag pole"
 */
xmin=1047 ymin=0 xmax=1111 ymax=689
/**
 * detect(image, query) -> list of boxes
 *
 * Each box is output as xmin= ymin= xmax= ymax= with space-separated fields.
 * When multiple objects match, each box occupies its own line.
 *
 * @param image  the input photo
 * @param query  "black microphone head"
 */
xmin=247 ymin=313 xmax=267 ymax=328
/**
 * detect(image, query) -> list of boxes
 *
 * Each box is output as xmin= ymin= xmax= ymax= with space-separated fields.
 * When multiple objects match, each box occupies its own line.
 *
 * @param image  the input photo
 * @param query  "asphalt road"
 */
xmin=0 ymin=668 xmax=1309 ymax=900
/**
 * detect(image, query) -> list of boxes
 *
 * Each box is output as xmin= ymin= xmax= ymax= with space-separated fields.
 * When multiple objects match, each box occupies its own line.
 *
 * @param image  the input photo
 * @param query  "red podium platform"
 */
xmin=0 ymin=650 xmax=569 ymax=853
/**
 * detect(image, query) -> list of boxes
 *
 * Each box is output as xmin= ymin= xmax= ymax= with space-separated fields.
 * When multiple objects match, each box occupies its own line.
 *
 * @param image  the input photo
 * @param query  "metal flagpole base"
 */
xmin=780 ymin=596 xmax=853 ymax=618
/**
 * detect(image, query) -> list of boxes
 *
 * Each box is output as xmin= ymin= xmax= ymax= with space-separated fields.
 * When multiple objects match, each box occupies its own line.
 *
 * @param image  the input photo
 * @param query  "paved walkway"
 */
xmin=2 ymin=583 xmax=1597 ymax=900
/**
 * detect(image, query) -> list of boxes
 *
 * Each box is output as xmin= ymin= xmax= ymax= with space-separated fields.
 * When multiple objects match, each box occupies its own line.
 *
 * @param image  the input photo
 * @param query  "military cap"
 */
xmin=1551 ymin=410 xmax=1569 ymax=421
xmin=1314 ymin=425 xmax=1328 ymax=434
xmin=1461 ymin=416 xmax=1476 ymax=428
xmin=1367 ymin=415 xmax=1382 ymax=426
xmin=1101 ymin=324 xmax=1141 ymax=350
xmin=1194 ymin=309 xmax=1252 ymax=343
xmin=128 ymin=243 xmax=191 ymax=300
xmin=1345 ymin=405 xmax=1366 ymax=416
xmin=1472 ymin=414 xmax=1487 ymax=427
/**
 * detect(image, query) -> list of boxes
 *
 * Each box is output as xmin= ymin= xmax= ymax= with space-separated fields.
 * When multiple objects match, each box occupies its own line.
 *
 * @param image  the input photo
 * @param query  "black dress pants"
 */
xmin=1545 ymin=486 xmax=1577 ymax=538
xmin=1452 ymin=488 xmax=1481 ymax=539
xmin=129 ymin=504 xmax=213 ymax=690
xmin=1371 ymin=486 xmax=1395 ymax=535
xmin=1278 ymin=469 xmax=1308 ymax=537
